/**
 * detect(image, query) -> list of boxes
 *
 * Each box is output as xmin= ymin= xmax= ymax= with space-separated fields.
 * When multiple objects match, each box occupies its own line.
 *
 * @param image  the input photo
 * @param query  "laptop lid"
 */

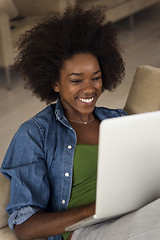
xmin=96 ymin=111 xmax=160 ymax=220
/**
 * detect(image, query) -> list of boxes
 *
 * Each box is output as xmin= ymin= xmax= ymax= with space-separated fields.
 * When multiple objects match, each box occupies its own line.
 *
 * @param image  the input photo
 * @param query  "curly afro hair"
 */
xmin=14 ymin=6 xmax=125 ymax=104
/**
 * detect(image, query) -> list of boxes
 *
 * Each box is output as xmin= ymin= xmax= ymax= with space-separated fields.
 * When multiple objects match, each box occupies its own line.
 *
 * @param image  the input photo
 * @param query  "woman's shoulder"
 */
xmin=94 ymin=106 xmax=127 ymax=119
xmin=31 ymin=104 xmax=56 ymax=119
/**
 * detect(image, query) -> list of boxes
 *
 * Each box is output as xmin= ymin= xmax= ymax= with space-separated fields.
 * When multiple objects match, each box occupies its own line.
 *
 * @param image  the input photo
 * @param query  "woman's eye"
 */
xmin=92 ymin=76 xmax=102 ymax=81
xmin=71 ymin=79 xmax=82 ymax=83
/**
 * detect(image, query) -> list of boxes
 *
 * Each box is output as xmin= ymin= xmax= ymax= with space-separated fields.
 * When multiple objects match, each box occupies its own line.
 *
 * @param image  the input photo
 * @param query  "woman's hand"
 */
xmin=82 ymin=202 xmax=96 ymax=218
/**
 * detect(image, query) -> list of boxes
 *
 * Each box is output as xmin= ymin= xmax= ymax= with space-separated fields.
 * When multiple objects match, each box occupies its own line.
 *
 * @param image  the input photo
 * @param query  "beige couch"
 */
xmin=0 ymin=65 xmax=160 ymax=239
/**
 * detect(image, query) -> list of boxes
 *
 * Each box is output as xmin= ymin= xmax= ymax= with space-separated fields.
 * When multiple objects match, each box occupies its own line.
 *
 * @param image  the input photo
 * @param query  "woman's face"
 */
xmin=54 ymin=53 xmax=102 ymax=119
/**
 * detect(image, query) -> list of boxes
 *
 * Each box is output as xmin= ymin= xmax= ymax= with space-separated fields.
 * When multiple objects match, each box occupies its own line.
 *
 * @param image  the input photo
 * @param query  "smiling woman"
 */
xmin=0 ymin=6 xmax=135 ymax=240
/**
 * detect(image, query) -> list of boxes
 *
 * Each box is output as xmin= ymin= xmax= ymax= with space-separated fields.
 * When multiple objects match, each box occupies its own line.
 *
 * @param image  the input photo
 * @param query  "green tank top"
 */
xmin=62 ymin=144 xmax=98 ymax=240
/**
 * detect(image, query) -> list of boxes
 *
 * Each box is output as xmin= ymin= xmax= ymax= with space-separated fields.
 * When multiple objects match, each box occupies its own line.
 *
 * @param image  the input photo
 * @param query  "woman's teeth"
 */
xmin=78 ymin=97 xmax=94 ymax=103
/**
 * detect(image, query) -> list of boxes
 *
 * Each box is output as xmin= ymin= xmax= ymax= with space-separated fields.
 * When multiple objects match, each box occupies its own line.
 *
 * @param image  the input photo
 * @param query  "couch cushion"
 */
xmin=124 ymin=65 xmax=160 ymax=114
xmin=0 ymin=0 xmax=19 ymax=19
xmin=0 ymin=173 xmax=10 ymax=229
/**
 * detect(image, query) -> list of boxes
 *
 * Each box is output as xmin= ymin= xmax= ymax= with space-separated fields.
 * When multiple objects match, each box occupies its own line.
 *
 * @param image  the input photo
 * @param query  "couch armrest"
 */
xmin=0 ymin=226 xmax=18 ymax=240
xmin=0 ymin=173 xmax=46 ymax=240
xmin=0 ymin=226 xmax=47 ymax=240
xmin=0 ymin=173 xmax=10 ymax=229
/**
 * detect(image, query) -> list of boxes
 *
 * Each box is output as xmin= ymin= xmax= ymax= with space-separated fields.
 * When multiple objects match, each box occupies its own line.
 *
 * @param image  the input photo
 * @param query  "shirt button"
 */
xmin=62 ymin=200 xmax=65 ymax=204
xmin=65 ymin=172 xmax=69 ymax=177
xmin=67 ymin=145 xmax=72 ymax=149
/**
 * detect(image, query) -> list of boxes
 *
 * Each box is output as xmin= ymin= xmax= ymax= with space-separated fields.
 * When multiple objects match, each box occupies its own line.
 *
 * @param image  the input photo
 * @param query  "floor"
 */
xmin=0 ymin=3 xmax=160 ymax=164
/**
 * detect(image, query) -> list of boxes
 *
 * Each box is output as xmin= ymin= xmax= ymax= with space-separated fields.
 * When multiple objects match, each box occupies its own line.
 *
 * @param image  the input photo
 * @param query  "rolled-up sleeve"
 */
xmin=8 ymin=206 xmax=42 ymax=230
xmin=1 ymin=119 xmax=50 ymax=220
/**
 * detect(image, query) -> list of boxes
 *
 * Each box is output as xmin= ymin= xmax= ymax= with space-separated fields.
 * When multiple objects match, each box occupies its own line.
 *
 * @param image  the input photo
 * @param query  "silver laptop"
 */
xmin=66 ymin=111 xmax=160 ymax=231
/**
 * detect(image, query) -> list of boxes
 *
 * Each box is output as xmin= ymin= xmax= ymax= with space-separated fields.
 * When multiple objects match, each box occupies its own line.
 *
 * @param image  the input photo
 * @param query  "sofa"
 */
xmin=0 ymin=0 xmax=159 ymax=89
xmin=0 ymin=65 xmax=160 ymax=239
xmin=75 ymin=0 xmax=160 ymax=22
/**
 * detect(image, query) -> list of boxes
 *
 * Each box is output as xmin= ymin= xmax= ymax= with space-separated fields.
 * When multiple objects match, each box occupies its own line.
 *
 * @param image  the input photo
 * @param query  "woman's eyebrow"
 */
xmin=94 ymin=70 xmax=101 ymax=75
xmin=67 ymin=72 xmax=83 ymax=76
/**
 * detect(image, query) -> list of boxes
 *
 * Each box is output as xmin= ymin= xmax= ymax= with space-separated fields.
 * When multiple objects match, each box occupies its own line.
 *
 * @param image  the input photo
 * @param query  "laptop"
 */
xmin=65 ymin=111 xmax=160 ymax=231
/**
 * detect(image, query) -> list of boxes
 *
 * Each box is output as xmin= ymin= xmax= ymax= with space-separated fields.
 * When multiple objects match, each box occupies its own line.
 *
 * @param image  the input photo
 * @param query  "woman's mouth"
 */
xmin=77 ymin=97 xmax=94 ymax=103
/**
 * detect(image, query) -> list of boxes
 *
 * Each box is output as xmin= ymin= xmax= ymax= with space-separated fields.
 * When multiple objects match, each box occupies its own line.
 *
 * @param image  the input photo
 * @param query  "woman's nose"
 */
xmin=82 ymin=81 xmax=95 ymax=94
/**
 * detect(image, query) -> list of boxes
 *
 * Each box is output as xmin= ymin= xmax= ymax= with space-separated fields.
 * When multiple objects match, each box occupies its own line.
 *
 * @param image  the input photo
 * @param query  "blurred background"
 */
xmin=0 ymin=0 xmax=160 ymax=162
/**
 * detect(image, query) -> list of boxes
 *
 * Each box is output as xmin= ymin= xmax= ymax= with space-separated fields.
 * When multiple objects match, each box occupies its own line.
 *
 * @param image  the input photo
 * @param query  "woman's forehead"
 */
xmin=61 ymin=53 xmax=101 ymax=73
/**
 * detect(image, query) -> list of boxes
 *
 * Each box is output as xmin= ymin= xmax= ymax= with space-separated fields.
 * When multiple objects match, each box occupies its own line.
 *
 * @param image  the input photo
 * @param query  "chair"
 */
xmin=0 ymin=65 xmax=160 ymax=239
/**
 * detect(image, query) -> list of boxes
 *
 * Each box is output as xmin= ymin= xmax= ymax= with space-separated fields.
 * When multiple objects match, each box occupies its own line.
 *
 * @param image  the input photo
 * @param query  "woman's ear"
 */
xmin=53 ymin=82 xmax=59 ymax=92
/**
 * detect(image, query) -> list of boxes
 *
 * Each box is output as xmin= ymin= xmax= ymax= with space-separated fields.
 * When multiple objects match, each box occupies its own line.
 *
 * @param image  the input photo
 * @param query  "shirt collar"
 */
xmin=55 ymin=98 xmax=64 ymax=120
xmin=55 ymin=98 xmax=71 ymax=128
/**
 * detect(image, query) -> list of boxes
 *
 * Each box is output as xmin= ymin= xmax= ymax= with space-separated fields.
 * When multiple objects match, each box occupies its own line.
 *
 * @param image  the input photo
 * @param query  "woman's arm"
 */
xmin=15 ymin=202 xmax=95 ymax=240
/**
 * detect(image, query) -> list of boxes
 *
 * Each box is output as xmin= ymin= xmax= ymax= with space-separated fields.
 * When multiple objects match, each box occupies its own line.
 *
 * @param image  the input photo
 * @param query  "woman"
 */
xmin=1 ymin=6 xmax=160 ymax=240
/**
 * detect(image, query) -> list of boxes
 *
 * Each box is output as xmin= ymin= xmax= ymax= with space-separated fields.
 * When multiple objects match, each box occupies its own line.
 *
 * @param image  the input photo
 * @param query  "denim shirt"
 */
xmin=1 ymin=99 xmax=127 ymax=240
